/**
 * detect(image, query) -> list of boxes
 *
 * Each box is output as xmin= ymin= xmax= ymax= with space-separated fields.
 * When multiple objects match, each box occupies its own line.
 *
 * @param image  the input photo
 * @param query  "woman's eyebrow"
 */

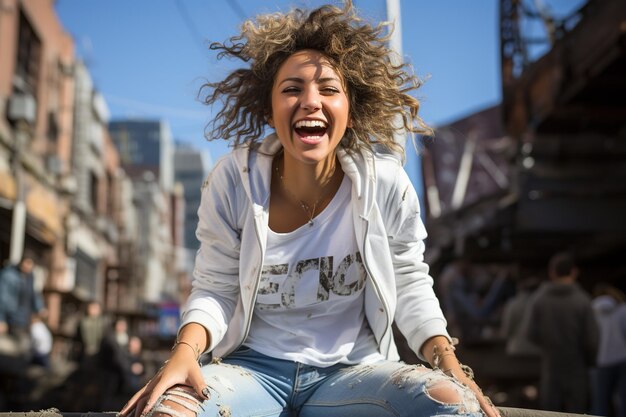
xmin=277 ymin=77 xmax=304 ymax=86
xmin=277 ymin=76 xmax=341 ymax=86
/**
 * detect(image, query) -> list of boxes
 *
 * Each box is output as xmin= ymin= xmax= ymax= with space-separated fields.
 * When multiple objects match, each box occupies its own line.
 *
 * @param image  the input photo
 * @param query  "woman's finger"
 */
xmin=119 ymin=383 xmax=148 ymax=417
xmin=134 ymin=393 xmax=151 ymax=417
xmin=122 ymin=373 xmax=162 ymax=417
xmin=188 ymin=362 xmax=210 ymax=399
xmin=472 ymin=385 xmax=500 ymax=417
xmin=142 ymin=375 xmax=181 ymax=416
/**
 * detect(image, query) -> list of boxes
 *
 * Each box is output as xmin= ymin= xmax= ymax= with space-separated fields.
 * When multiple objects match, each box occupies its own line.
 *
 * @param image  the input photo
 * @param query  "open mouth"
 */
xmin=294 ymin=119 xmax=328 ymax=139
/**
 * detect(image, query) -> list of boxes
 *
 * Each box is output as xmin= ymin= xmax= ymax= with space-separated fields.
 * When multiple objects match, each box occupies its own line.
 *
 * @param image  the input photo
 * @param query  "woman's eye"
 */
xmin=321 ymin=87 xmax=340 ymax=94
xmin=282 ymin=86 xmax=300 ymax=93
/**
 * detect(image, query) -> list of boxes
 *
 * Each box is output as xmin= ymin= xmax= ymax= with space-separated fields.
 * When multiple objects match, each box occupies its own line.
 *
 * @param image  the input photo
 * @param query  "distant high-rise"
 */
xmin=174 ymin=143 xmax=211 ymax=251
xmin=109 ymin=119 xmax=174 ymax=191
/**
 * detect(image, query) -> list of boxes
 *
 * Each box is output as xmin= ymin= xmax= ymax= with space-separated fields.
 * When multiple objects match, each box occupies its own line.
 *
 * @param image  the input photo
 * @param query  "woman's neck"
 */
xmin=275 ymin=152 xmax=342 ymax=207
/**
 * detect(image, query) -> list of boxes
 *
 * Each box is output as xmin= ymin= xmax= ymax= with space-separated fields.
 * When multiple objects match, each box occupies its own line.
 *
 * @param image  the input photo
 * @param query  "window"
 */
xmin=106 ymin=172 xmax=116 ymax=219
xmin=47 ymin=112 xmax=59 ymax=145
xmin=15 ymin=9 xmax=41 ymax=95
xmin=90 ymin=171 xmax=99 ymax=213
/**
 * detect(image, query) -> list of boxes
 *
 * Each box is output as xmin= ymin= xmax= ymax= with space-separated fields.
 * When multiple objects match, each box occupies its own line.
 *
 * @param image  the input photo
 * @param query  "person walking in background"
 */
xmin=500 ymin=276 xmax=542 ymax=408
xmin=125 ymin=336 xmax=146 ymax=394
xmin=120 ymin=2 xmax=499 ymax=417
xmin=500 ymin=276 xmax=541 ymax=358
xmin=75 ymin=300 xmax=106 ymax=367
xmin=100 ymin=318 xmax=133 ymax=410
xmin=526 ymin=251 xmax=599 ymax=413
xmin=0 ymin=255 xmax=46 ymax=360
xmin=0 ymin=255 xmax=46 ymax=409
xmin=590 ymin=283 xmax=626 ymax=417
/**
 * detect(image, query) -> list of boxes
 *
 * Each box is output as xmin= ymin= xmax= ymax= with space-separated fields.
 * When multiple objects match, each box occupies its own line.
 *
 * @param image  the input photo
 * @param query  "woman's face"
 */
xmin=270 ymin=49 xmax=351 ymax=166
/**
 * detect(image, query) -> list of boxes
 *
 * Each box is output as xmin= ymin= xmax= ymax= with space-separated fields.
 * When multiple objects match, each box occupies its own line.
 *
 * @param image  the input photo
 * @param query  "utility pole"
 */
xmin=8 ymin=93 xmax=36 ymax=264
xmin=9 ymin=122 xmax=27 ymax=264
xmin=386 ymin=0 xmax=406 ymax=149
xmin=386 ymin=0 xmax=426 ymax=208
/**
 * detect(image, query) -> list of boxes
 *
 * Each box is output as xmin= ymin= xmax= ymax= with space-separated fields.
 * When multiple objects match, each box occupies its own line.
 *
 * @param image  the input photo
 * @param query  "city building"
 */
xmin=109 ymin=119 xmax=174 ymax=191
xmin=0 ymin=0 xmax=77 ymax=333
xmin=109 ymin=119 xmax=188 ymax=335
xmin=173 ymin=142 xmax=211 ymax=255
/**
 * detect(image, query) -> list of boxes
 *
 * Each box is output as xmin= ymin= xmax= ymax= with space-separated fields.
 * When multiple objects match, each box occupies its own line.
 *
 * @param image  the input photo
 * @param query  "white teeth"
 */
xmin=294 ymin=120 xmax=327 ymax=128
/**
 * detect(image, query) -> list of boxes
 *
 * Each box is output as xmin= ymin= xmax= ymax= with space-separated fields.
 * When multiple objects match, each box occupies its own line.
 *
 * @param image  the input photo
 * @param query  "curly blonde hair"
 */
xmin=200 ymin=0 xmax=431 ymax=155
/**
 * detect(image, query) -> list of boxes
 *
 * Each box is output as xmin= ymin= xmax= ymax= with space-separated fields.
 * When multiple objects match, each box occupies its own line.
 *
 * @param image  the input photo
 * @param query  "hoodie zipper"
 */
xmin=232 ymin=213 xmax=265 ymax=354
xmin=359 ymin=216 xmax=392 ymax=356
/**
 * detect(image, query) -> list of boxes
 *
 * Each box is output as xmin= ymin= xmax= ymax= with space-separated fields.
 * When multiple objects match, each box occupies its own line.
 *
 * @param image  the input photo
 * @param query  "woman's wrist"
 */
xmin=174 ymin=322 xmax=211 ymax=359
xmin=432 ymin=342 xmax=457 ymax=368
xmin=421 ymin=335 xmax=457 ymax=367
xmin=172 ymin=339 xmax=201 ymax=361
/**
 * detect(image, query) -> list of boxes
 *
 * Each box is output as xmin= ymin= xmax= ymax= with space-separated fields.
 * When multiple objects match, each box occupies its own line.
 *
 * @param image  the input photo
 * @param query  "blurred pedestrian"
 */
xmin=0 ymin=255 xmax=46 ymax=409
xmin=440 ymin=260 xmax=511 ymax=343
xmin=526 ymin=251 xmax=599 ymax=413
xmin=100 ymin=318 xmax=132 ymax=409
xmin=0 ymin=255 xmax=46 ymax=360
xmin=124 ymin=336 xmax=145 ymax=394
xmin=75 ymin=300 xmax=106 ymax=367
xmin=590 ymin=283 xmax=626 ymax=417
xmin=500 ymin=276 xmax=541 ymax=358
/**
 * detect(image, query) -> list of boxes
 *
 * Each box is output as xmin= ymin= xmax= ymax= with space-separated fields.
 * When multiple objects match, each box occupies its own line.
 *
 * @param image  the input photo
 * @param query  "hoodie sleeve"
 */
xmin=382 ymin=163 xmax=451 ymax=360
xmin=180 ymin=156 xmax=242 ymax=353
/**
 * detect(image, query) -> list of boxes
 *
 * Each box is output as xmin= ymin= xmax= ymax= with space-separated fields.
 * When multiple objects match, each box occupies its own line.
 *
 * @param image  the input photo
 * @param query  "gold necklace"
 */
xmin=275 ymin=159 xmax=337 ymax=227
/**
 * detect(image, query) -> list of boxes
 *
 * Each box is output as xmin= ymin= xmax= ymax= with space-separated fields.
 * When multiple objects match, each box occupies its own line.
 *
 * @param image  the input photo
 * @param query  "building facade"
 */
xmin=0 ymin=0 xmax=76 ymax=333
xmin=109 ymin=119 xmax=174 ymax=191
xmin=173 ymin=143 xmax=210 ymax=252
xmin=0 ymin=1 xmax=185 ymax=358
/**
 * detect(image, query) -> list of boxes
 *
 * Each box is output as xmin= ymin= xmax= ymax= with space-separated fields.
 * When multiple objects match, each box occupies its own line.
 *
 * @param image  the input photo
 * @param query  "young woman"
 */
xmin=120 ymin=2 xmax=499 ymax=417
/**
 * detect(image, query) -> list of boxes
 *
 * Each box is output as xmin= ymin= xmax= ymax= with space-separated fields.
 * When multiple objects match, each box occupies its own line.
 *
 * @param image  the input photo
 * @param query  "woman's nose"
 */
xmin=300 ymin=89 xmax=321 ymax=111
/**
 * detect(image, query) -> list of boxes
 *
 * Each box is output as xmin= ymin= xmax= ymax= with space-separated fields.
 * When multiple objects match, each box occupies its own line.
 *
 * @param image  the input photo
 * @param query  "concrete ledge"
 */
xmin=0 ymin=407 xmax=601 ymax=417
xmin=499 ymin=407 xmax=599 ymax=417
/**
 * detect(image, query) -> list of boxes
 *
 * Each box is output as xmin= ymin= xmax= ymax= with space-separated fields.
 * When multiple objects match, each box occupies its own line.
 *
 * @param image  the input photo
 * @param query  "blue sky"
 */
xmin=54 ymin=0 xmax=582 ymax=189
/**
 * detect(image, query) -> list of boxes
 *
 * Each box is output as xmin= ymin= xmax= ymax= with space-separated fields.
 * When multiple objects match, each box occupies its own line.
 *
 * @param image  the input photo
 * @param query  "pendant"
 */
xmin=308 ymin=220 xmax=314 ymax=227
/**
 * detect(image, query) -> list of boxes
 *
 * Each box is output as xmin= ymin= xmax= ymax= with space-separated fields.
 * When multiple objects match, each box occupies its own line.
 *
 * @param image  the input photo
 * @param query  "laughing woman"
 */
xmin=120 ymin=2 xmax=498 ymax=417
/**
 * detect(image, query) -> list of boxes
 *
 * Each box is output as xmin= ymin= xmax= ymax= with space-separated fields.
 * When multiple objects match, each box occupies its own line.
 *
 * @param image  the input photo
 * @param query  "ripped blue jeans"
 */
xmin=150 ymin=346 xmax=484 ymax=417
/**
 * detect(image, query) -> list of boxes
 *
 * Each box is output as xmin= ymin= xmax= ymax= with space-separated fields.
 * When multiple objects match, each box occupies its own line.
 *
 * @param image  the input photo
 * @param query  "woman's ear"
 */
xmin=267 ymin=117 xmax=274 ymax=128
xmin=347 ymin=116 xmax=353 ymax=129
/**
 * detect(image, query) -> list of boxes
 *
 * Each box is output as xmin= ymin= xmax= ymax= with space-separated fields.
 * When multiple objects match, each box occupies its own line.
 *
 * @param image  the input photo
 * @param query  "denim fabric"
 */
xmin=196 ymin=347 xmax=484 ymax=417
xmin=590 ymin=361 xmax=626 ymax=417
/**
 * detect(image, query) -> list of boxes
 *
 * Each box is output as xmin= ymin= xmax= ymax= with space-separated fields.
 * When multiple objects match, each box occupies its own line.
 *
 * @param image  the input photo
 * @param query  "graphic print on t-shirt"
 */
xmin=257 ymin=252 xmax=365 ymax=310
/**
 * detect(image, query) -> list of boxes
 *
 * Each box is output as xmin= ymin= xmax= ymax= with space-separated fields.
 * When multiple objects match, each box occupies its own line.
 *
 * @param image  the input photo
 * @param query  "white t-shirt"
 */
xmin=245 ymin=175 xmax=383 ymax=367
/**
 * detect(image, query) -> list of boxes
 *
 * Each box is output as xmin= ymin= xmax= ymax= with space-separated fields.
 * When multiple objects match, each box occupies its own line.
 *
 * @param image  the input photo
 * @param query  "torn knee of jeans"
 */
xmin=424 ymin=378 xmax=481 ymax=412
xmin=146 ymin=385 xmax=205 ymax=417
xmin=425 ymin=379 xmax=464 ymax=404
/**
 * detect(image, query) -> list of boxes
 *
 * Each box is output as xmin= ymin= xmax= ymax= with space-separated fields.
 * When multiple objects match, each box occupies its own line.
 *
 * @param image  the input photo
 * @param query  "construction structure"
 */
xmin=414 ymin=0 xmax=626 ymax=407
xmin=422 ymin=0 xmax=626 ymax=286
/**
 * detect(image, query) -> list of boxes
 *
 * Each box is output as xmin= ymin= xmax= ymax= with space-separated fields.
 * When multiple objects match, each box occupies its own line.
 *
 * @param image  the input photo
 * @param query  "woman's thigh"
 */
xmin=300 ymin=361 xmax=483 ymax=417
xmin=199 ymin=357 xmax=288 ymax=417
xmin=149 ymin=351 xmax=289 ymax=417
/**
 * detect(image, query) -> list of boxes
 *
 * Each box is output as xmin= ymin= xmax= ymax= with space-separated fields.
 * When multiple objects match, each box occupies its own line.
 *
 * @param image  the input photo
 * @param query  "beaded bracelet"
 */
xmin=432 ymin=342 xmax=456 ymax=368
xmin=172 ymin=340 xmax=201 ymax=361
xmin=431 ymin=338 xmax=475 ymax=381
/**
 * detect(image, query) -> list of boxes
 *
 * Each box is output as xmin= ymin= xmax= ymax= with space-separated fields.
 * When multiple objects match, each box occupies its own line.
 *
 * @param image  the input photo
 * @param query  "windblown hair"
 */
xmin=200 ymin=1 xmax=432 ymax=154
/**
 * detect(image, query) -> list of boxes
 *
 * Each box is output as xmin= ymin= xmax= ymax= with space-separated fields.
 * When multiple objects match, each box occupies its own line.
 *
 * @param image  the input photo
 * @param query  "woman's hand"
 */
xmin=120 ymin=324 xmax=211 ymax=417
xmin=119 ymin=346 xmax=208 ymax=417
xmin=421 ymin=336 xmax=501 ymax=417
xmin=448 ymin=365 xmax=501 ymax=417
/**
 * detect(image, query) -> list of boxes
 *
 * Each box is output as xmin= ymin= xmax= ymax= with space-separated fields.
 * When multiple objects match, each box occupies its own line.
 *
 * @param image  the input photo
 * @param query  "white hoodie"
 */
xmin=181 ymin=134 xmax=450 ymax=362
